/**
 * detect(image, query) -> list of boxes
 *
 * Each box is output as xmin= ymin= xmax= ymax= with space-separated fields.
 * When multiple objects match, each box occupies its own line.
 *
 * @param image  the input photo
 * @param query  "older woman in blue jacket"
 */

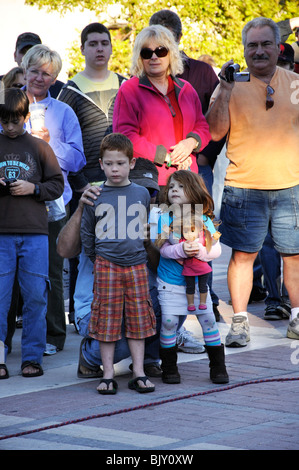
xmin=21 ymin=44 xmax=86 ymax=354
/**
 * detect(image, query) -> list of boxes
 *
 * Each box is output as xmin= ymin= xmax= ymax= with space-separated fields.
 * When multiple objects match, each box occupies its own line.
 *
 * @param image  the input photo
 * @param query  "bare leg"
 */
xmin=186 ymin=293 xmax=195 ymax=307
xmin=283 ymin=254 xmax=299 ymax=339
xmin=199 ymin=292 xmax=208 ymax=305
xmin=228 ymin=249 xmax=258 ymax=313
xmin=128 ymin=338 xmax=154 ymax=389
xmin=97 ymin=341 xmax=115 ymax=392
xmin=281 ymin=253 xmax=299 ymax=308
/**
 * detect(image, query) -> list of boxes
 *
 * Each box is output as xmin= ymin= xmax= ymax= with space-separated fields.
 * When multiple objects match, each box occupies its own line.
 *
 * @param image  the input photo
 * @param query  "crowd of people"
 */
xmin=0 ymin=10 xmax=299 ymax=395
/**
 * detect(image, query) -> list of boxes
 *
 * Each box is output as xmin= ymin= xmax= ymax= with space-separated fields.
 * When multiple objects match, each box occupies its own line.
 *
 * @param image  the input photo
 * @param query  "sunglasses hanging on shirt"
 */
xmin=266 ymin=85 xmax=275 ymax=110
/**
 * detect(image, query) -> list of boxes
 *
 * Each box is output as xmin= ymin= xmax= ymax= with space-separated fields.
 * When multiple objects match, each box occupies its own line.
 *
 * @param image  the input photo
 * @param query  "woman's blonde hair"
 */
xmin=21 ymin=44 xmax=62 ymax=78
xmin=2 ymin=67 xmax=24 ymax=88
xmin=130 ymin=25 xmax=184 ymax=78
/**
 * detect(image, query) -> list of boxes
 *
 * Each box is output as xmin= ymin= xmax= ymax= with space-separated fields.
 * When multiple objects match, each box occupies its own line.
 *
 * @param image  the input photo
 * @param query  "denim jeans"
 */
xmin=258 ymin=231 xmax=288 ymax=306
xmin=77 ymin=314 xmax=131 ymax=365
xmin=220 ymin=185 xmax=299 ymax=253
xmin=198 ymin=164 xmax=219 ymax=305
xmin=144 ymin=280 xmax=161 ymax=365
xmin=0 ymin=234 xmax=49 ymax=364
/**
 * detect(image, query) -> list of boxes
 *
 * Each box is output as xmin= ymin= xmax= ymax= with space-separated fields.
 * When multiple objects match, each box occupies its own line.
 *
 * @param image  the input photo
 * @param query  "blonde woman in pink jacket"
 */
xmin=113 ymin=25 xmax=211 ymax=188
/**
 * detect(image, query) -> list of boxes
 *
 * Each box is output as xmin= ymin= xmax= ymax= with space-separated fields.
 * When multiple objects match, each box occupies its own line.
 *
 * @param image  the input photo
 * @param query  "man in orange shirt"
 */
xmin=206 ymin=17 xmax=299 ymax=347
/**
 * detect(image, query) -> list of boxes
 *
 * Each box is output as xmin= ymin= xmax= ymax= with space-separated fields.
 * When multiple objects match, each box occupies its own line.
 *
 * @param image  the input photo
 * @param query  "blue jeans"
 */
xmin=0 ymin=234 xmax=49 ymax=364
xmin=77 ymin=315 xmax=131 ymax=365
xmin=144 ymin=283 xmax=161 ymax=364
xmin=198 ymin=164 xmax=219 ymax=305
xmin=258 ymin=231 xmax=288 ymax=306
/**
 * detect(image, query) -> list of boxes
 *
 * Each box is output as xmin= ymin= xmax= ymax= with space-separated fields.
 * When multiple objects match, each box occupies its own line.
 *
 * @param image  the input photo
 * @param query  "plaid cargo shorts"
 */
xmin=88 ymin=256 xmax=156 ymax=342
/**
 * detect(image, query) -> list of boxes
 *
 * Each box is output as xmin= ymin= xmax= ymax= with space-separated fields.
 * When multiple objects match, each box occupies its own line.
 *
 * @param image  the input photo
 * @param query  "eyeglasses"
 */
xmin=266 ymin=85 xmax=275 ymax=110
xmin=27 ymin=68 xmax=55 ymax=81
xmin=140 ymin=46 xmax=169 ymax=60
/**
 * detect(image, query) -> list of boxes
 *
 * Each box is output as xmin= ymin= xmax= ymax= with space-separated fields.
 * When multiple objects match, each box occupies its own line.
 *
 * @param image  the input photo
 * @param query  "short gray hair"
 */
xmin=130 ymin=25 xmax=184 ymax=78
xmin=242 ymin=17 xmax=281 ymax=46
xmin=21 ymin=44 xmax=62 ymax=78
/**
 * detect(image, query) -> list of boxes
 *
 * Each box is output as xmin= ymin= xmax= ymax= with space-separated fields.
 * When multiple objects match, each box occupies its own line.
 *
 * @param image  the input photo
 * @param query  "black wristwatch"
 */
xmin=33 ymin=184 xmax=41 ymax=197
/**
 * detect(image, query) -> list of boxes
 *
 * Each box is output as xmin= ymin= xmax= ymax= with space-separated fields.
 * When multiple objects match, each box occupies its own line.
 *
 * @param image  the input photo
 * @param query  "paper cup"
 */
xmin=29 ymin=103 xmax=46 ymax=131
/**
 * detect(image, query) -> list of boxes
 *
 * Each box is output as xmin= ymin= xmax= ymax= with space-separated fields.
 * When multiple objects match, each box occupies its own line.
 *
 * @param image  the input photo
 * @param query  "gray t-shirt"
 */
xmin=81 ymin=182 xmax=150 ymax=266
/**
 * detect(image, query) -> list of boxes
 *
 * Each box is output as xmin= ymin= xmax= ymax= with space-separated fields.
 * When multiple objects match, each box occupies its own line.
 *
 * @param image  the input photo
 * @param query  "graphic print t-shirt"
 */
xmin=0 ymin=131 xmax=63 ymax=234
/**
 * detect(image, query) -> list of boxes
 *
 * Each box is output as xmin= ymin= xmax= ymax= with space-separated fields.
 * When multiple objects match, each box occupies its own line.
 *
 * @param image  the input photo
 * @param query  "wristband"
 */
xmin=33 ymin=184 xmax=40 ymax=197
xmin=218 ymin=72 xmax=228 ymax=82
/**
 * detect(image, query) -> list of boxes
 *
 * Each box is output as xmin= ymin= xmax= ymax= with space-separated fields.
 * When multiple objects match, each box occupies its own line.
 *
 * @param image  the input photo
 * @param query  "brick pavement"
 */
xmin=0 ymin=245 xmax=298 ymax=451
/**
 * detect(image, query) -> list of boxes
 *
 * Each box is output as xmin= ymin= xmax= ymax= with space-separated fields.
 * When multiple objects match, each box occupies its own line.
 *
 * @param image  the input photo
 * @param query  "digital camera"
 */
xmin=225 ymin=64 xmax=250 ymax=82
xmin=0 ymin=178 xmax=16 ymax=196
xmin=3 ymin=178 xmax=17 ymax=185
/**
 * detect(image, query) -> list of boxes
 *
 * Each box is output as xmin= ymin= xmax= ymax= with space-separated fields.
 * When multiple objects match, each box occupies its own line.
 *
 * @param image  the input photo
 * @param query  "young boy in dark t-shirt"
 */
xmin=0 ymin=88 xmax=64 ymax=379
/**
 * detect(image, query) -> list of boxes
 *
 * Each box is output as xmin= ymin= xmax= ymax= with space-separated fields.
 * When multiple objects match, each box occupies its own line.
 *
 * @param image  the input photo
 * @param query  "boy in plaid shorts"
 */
xmin=80 ymin=133 xmax=156 ymax=394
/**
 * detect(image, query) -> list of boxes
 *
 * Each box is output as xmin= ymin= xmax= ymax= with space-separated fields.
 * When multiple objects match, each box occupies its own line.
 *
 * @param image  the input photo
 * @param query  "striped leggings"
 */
xmin=160 ymin=311 xmax=221 ymax=349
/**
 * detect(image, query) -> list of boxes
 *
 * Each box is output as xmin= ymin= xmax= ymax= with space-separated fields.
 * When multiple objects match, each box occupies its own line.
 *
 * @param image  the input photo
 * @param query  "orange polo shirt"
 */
xmin=211 ymin=66 xmax=299 ymax=189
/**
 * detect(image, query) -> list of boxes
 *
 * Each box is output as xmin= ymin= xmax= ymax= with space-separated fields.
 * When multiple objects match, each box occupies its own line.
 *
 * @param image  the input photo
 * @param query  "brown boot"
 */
xmin=205 ymin=344 xmax=229 ymax=384
xmin=159 ymin=345 xmax=181 ymax=384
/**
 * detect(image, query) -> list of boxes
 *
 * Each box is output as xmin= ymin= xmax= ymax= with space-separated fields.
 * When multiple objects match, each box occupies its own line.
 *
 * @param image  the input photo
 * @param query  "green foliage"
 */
xmin=25 ymin=0 xmax=299 ymax=76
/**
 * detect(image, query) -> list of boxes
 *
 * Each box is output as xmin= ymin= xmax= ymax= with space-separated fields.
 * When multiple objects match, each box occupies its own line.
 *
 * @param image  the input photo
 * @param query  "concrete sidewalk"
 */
xmin=0 ymin=245 xmax=298 ymax=451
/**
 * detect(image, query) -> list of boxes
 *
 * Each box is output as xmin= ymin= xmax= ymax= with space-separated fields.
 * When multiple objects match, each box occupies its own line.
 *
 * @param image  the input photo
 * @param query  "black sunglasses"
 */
xmin=140 ymin=46 xmax=169 ymax=60
xmin=266 ymin=85 xmax=275 ymax=110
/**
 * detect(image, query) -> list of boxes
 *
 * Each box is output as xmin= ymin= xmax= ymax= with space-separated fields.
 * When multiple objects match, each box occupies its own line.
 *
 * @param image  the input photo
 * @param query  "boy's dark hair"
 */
xmin=0 ymin=87 xmax=29 ymax=121
xmin=100 ymin=133 xmax=133 ymax=161
xmin=81 ymin=22 xmax=111 ymax=47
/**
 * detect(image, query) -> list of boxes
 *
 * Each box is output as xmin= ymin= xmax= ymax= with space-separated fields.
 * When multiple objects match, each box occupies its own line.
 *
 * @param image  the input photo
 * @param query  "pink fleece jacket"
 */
xmin=113 ymin=75 xmax=211 ymax=185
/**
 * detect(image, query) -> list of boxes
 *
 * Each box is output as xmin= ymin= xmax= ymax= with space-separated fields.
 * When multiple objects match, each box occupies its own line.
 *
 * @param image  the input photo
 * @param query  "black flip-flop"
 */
xmin=128 ymin=376 xmax=155 ymax=393
xmin=97 ymin=378 xmax=118 ymax=395
xmin=21 ymin=361 xmax=43 ymax=378
xmin=0 ymin=364 xmax=9 ymax=380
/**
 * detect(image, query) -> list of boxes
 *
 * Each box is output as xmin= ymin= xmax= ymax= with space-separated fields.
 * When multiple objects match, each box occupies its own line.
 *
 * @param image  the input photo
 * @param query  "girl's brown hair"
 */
xmin=162 ymin=170 xmax=215 ymax=218
xmin=156 ymin=170 xmax=217 ymax=247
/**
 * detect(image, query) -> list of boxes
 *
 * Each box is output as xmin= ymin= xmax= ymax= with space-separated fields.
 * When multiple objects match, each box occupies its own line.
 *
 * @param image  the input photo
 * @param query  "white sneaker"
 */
xmin=225 ymin=315 xmax=250 ymax=348
xmin=287 ymin=314 xmax=299 ymax=339
xmin=177 ymin=328 xmax=205 ymax=354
